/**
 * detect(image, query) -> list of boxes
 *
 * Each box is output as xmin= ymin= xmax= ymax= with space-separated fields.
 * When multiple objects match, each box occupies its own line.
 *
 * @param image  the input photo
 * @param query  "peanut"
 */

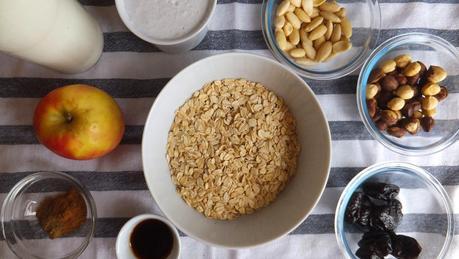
xmin=309 ymin=24 xmax=327 ymax=41
xmin=313 ymin=36 xmax=325 ymax=49
xmin=290 ymin=0 xmax=301 ymax=7
xmin=319 ymin=1 xmax=341 ymax=12
xmin=316 ymin=41 xmax=332 ymax=62
xmin=379 ymin=59 xmax=396 ymax=73
xmin=341 ymin=17 xmax=352 ymax=38
xmin=421 ymin=82 xmax=441 ymax=96
xmin=423 ymin=108 xmax=437 ymax=117
xmin=286 ymin=12 xmax=302 ymax=29
xmin=332 ymin=40 xmax=351 ymax=53
xmin=403 ymin=62 xmax=421 ymax=77
xmin=366 ymin=84 xmax=380 ymax=99
xmin=335 ymin=8 xmax=346 ymax=17
xmin=387 ymin=97 xmax=405 ymax=111
xmin=276 ymin=30 xmax=288 ymax=50
xmin=313 ymin=0 xmax=326 ymax=7
xmin=302 ymin=41 xmax=316 ymax=59
xmin=324 ymin=20 xmax=333 ymax=40
xmin=304 ymin=16 xmax=324 ymax=32
xmin=294 ymin=8 xmax=311 ymax=23
xmin=311 ymin=7 xmax=319 ymax=17
xmin=289 ymin=29 xmax=300 ymax=45
xmin=426 ymin=65 xmax=447 ymax=83
xmin=277 ymin=0 xmax=291 ymax=16
xmin=290 ymin=48 xmax=306 ymax=58
xmin=283 ymin=22 xmax=294 ymax=36
xmin=319 ymin=11 xmax=341 ymax=23
xmin=330 ymin=24 xmax=341 ymax=42
xmin=395 ymin=85 xmax=414 ymax=100
xmin=394 ymin=54 xmax=411 ymax=68
xmin=275 ymin=15 xmax=286 ymax=29
xmin=301 ymin=0 xmax=313 ymax=16
xmin=421 ymin=96 xmax=438 ymax=110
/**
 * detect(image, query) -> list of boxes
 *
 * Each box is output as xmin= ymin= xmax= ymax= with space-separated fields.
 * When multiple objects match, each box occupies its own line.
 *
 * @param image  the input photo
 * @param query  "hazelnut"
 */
xmin=381 ymin=110 xmax=399 ymax=126
xmin=406 ymin=74 xmax=420 ymax=86
xmin=394 ymin=74 xmax=407 ymax=85
xmin=402 ymin=118 xmax=420 ymax=135
xmin=376 ymin=120 xmax=388 ymax=130
xmin=376 ymin=91 xmax=394 ymax=109
xmin=421 ymin=82 xmax=441 ymax=96
xmin=422 ymin=108 xmax=437 ymax=117
xmin=387 ymin=126 xmax=406 ymax=138
xmin=387 ymin=97 xmax=405 ymax=111
xmin=366 ymin=84 xmax=380 ymax=99
xmin=381 ymin=75 xmax=399 ymax=91
xmin=426 ymin=65 xmax=447 ymax=83
xmin=379 ymin=59 xmax=397 ymax=73
xmin=367 ymin=98 xmax=377 ymax=118
xmin=368 ymin=68 xmax=385 ymax=83
xmin=418 ymin=61 xmax=427 ymax=76
xmin=435 ymin=86 xmax=448 ymax=101
xmin=372 ymin=108 xmax=381 ymax=122
xmin=394 ymin=54 xmax=411 ymax=68
xmin=412 ymin=110 xmax=423 ymax=119
xmin=421 ymin=96 xmax=439 ymax=110
xmin=401 ymin=100 xmax=421 ymax=118
xmin=395 ymin=85 xmax=415 ymax=100
xmin=403 ymin=62 xmax=421 ymax=77
xmin=420 ymin=116 xmax=435 ymax=132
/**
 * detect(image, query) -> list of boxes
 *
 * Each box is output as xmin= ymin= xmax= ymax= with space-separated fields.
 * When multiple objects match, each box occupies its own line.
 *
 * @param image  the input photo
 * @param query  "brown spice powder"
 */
xmin=36 ymin=187 xmax=87 ymax=239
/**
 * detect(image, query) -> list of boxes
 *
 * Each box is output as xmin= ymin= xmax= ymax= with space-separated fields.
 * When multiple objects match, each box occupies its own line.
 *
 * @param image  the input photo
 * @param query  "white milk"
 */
xmin=125 ymin=0 xmax=211 ymax=41
xmin=0 ymin=0 xmax=103 ymax=73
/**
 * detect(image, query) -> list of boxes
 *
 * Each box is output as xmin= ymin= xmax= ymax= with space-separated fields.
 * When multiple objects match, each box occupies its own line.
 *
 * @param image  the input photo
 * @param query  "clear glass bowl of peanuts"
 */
xmin=357 ymin=32 xmax=459 ymax=156
xmin=262 ymin=0 xmax=381 ymax=80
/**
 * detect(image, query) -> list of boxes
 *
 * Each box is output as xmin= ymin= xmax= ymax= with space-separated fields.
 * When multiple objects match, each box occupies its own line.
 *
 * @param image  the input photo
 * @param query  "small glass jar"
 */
xmin=261 ymin=0 xmax=381 ymax=80
xmin=357 ymin=32 xmax=459 ymax=156
xmin=1 ymin=171 xmax=97 ymax=259
xmin=335 ymin=162 xmax=454 ymax=259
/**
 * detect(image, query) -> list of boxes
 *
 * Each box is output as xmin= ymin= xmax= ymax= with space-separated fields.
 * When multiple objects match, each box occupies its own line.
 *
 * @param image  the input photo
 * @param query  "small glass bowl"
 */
xmin=1 ymin=172 xmax=97 ymax=259
xmin=261 ymin=0 xmax=381 ymax=80
xmin=357 ymin=32 xmax=459 ymax=156
xmin=335 ymin=162 xmax=454 ymax=259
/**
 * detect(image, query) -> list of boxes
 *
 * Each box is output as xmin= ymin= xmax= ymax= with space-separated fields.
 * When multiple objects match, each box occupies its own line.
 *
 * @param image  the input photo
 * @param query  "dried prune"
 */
xmin=370 ymin=199 xmax=403 ymax=231
xmin=392 ymin=235 xmax=422 ymax=259
xmin=345 ymin=192 xmax=372 ymax=231
xmin=356 ymin=230 xmax=393 ymax=258
xmin=363 ymin=182 xmax=400 ymax=201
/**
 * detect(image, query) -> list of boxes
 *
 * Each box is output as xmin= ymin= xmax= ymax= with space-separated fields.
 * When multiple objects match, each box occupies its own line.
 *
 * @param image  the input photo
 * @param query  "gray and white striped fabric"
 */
xmin=1 ymin=0 xmax=458 ymax=258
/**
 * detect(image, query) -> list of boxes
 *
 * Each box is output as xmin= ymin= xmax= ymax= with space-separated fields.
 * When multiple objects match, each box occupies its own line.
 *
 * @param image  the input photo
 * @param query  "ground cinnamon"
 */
xmin=36 ymin=187 xmax=87 ymax=239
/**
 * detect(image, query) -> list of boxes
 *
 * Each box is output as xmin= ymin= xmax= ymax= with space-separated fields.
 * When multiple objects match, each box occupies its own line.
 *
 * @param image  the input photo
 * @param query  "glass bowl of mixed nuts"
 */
xmin=335 ymin=162 xmax=454 ymax=259
xmin=261 ymin=0 xmax=381 ymax=80
xmin=357 ymin=32 xmax=459 ymax=156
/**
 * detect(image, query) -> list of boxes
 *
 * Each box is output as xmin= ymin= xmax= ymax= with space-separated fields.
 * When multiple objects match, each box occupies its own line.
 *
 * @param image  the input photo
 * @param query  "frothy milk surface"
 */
xmin=125 ymin=0 xmax=211 ymax=41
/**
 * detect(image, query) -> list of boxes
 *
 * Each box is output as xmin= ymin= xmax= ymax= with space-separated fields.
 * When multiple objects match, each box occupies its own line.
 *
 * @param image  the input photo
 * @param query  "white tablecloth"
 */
xmin=0 ymin=0 xmax=458 ymax=258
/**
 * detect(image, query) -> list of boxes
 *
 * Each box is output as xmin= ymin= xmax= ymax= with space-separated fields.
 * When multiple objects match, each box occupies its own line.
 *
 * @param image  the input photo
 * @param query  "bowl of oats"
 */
xmin=141 ymin=53 xmax=331 ymax=248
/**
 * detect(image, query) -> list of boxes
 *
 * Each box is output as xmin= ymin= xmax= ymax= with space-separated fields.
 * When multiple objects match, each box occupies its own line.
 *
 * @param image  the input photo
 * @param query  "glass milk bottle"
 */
xmin=0 ymin=0 xmax=103 ymax=73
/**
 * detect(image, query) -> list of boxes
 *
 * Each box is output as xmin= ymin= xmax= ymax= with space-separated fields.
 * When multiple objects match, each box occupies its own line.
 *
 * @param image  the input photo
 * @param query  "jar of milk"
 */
xmin=0 ymin=0 xmax=103 ymax=74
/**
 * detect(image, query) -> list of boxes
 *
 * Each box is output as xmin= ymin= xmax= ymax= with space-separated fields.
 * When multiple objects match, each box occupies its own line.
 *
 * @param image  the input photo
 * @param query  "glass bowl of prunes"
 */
xmin=335 ymin=162 xmax=454 ymax=259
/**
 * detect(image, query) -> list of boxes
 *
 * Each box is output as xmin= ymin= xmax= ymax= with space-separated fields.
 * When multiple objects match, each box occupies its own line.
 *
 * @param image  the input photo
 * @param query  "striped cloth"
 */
xmin=0 ymin=0 xmax=458 ymax=258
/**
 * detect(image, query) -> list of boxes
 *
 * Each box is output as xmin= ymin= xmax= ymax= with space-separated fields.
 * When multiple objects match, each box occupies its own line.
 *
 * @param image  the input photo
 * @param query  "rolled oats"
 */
xmin=167 ymin=79 xmax=300 ymax=220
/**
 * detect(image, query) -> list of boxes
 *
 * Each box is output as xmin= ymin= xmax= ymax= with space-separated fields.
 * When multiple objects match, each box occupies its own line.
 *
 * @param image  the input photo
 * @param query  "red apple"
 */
xmin=33 ymin=84 xmax=125 ymax=160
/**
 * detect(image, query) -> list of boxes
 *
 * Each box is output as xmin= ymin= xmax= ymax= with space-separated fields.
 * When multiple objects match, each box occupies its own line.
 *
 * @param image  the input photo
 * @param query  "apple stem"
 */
xmin=65 ymin=112 xmax=73 ymax=123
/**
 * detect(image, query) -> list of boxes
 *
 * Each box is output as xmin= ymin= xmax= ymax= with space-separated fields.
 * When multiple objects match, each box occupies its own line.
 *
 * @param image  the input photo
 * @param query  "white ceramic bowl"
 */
xmin=142 ymin=53 xmax=331 ymax=248
xmin=114 ymin=0 xmax=216 ymax=53
xmin=116 ymin=214 xmax=181 ymax=259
